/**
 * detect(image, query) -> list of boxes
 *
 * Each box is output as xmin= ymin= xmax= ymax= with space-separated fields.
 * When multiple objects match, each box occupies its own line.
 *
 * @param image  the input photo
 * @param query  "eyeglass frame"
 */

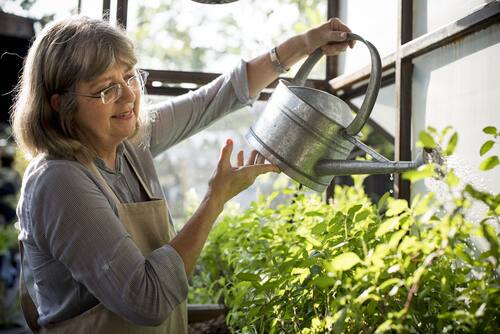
xmin=62 ymin=69 xmax=149 ymax=105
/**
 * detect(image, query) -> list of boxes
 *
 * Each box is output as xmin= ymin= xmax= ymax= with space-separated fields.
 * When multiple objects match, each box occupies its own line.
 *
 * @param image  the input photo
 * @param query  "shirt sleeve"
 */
xmin=148 ymin=59 xmax=258 ymax=157
xmin=30 ymin=162 xmax=188 ymax=326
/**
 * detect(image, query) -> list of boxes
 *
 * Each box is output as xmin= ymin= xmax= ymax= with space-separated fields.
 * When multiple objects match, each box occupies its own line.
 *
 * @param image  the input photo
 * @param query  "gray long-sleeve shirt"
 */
xmin=17 ymin=60 xmax=255 ymax=326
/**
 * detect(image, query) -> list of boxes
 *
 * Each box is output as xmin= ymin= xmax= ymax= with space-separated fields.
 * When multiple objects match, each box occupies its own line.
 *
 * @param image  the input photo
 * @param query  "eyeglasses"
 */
xmin=65 ymin=69 xmax=149 ymax=104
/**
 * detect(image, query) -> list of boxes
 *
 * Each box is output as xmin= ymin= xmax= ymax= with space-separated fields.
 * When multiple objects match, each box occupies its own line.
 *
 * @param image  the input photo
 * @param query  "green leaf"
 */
xmin=333 ymin=307 xmax=348 ymax=334
xmin=375 ymin=217 xmax=400 ymax=237
xmin=236 ymin=272 xmax=261 ymax=282
xmin=379 ymin=278 xmax=401 ymax=291
xmin=445 ymin=132 xmax=458 ymax=156
xmin=325 ymin=252 xmax=361 ymax=272
xmin=311 ymin=276 xmax=336 ymax=288
xmin=375 ymin=320 xmax=393 ymax=333
xmin=419 ymin=131 xmax=437 ymax=149
xmin=480 ymin=140 xmax=495 ymax=156
xmin=483 ymin=126 xmax=497 ymax=135
xmin=427 ymin=126 xmax=438 ymax=134
xmin=445 ymin=170 xmax=460 ymax=187
xmin=311 ymin=222 xmax=327 ymax=235
xmin=377 ymin=192 xmax=391 ymax=212
xmin=480 ymin=156 xmax=499 ymax=171
xmin=347 ymin=204 xmax=363 ymax=217
xmin=388 ymin=230 xmax=407 ymax=248
xmin=455 ymin=245 xmax=474 ymax=265
xmin=386 ymin=198 xmax=408 ymax=217
xmin=403 ymin=164 xmax=437 ymax=183
xmin=305 ymin=211 xmax=323 ymax=217
xmin=371 ymin=244 xmax=391 ymax=267
xmin=355 ymin=209 xmax=371 ymax=222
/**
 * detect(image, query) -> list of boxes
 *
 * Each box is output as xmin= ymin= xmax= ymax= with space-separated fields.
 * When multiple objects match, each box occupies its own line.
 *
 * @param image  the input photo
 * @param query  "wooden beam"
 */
xmin=0 ymin=12 xmax=35 ymax=40
xmin=147 ymin=69 xmax=219 ymax=85
xmin=116 ymin=0 xmax=128 ymax=28
xmin=345 ymin=101 xmax=394 ymax=143
xmin=329 ymin=1 xmax=500 ymax=97
xmin=145 ymin=84 xmax=271 ymax=100
xmin=325 ymin=0 xmax=340 ymax=202
xmin=326 ymin=0 xmax=340 ymax=80
xmin=338 ymin=70 xmax=395 ymax=100
xmin=330 ymin=54 xmax=395 ymax=92
xmin=145 ymin=69 xmax=325 ymax=91
xmin=401 ymin=0 xmax=500 ymax=60
xmin=394 ymin=0 xmax=413 ymax=201
xmin=102 ymin=0 xmax=111 ymax=20
xmin=187 ymin=304 xmax=226 ymax=323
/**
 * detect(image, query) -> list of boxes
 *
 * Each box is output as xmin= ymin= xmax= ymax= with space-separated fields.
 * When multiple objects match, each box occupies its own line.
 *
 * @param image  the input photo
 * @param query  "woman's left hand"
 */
xmin=303 ymin=17 xmax=355 ymax=56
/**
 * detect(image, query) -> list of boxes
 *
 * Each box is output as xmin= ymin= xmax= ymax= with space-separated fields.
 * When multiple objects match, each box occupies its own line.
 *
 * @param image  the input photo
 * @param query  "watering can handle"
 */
xmin=291 ymin=32 xmax=382 ymax=137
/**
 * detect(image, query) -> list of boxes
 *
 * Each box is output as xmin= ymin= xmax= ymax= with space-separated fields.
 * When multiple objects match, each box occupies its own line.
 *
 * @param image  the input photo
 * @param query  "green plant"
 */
xmin=479 ymin=126 xmax=499 ymax=171
xmin=190 ymin=127 xmax=499 ymax=333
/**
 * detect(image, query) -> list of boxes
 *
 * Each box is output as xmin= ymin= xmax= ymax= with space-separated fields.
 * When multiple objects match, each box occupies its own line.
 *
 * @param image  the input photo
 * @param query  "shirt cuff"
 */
xmin=229 ymin=59 xmax=260 ymax=106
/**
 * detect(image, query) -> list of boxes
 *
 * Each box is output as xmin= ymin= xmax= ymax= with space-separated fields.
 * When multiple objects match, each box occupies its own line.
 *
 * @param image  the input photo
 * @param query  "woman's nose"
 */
xmin=120 ymin=83 xmax=136 ymax=103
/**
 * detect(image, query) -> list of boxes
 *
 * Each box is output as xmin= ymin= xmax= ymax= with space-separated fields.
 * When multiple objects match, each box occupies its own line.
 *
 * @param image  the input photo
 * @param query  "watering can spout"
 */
xmin=315 ymin=150 xmax=426 ymax=177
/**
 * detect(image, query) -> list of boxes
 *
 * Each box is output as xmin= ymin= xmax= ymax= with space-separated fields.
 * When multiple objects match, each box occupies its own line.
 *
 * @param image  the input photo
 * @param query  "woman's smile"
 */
xmin=112 ymin=109 xmax=135 ymax=120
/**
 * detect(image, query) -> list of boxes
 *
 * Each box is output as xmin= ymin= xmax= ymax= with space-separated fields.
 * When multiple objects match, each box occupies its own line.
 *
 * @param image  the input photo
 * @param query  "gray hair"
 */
xmin=11 ymin=16 xmax=149 ymax=164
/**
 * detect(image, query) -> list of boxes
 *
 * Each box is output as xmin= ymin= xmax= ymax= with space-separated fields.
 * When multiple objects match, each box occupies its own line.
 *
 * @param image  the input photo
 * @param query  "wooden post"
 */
xmin=325 ymin=0 xmax=340 ymax=203
xmin=394 ymin=0 xmax=413 ymax=201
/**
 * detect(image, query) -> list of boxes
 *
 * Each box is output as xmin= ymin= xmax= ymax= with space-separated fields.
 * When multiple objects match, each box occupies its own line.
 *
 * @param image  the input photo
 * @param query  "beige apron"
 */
xmin=20 ymin=153 xmax=188 ymax=334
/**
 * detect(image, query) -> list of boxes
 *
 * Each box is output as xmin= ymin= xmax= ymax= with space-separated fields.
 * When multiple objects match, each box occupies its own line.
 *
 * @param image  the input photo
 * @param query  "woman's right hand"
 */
xmin=206 ymin=138 xmax=280 ymax=208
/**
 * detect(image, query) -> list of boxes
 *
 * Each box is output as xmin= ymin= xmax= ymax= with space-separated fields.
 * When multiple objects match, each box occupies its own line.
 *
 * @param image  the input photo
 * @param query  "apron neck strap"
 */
xmin=123 ymin=150 xmax=157 ymax=200
xmin=87 ymin=147 xmax=157 ymax=207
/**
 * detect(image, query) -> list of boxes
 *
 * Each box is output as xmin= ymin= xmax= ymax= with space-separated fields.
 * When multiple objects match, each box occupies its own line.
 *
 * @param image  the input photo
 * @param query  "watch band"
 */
xmin=269 ymin=47 xmax=289 ymax=74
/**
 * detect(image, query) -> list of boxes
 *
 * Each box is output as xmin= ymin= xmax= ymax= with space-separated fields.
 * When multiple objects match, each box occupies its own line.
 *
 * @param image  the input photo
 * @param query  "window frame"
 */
xmin=105 ymin=0 xmax=500 ymax=200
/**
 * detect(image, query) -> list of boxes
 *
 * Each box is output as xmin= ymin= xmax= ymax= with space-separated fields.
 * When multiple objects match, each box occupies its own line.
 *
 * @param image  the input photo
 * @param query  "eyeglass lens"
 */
xmin=101 ymin=71 xmax=147 ymax=104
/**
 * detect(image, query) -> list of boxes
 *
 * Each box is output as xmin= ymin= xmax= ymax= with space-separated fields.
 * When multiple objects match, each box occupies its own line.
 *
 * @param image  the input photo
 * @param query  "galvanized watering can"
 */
xmin=247 ymin=33 xmax=426 ymax=192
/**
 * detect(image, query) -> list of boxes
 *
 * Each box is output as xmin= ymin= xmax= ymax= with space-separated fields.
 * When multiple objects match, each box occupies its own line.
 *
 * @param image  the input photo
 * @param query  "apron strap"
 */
xmin=19 ymin=241 xmax=41 ymax=333
xmin=87 ymin=148 xmax=158 ymax=207
xmin=123 ymin=150 xmax=157 ymax=200
xmin=88 ymin=163 xmax=122 ymax=208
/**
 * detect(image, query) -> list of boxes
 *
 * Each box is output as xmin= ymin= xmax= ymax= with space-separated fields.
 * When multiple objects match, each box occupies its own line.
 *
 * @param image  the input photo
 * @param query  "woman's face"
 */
xmin=74 ymin=63 xmax=141 ymax=154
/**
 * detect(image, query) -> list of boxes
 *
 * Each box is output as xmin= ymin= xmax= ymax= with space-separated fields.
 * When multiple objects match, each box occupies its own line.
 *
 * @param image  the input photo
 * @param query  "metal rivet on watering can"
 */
xmin=247 ymin=33 xmax=430 ymax=192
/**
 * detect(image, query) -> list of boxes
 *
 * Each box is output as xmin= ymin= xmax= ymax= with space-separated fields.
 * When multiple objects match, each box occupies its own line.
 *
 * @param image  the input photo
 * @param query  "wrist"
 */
xmin=276 ymin=33 xmax=310 ymax=69
xmin=202 ymin=190 xmax=225 ymax=215
xmin=303 ymin=30 xmax=317 ymax=55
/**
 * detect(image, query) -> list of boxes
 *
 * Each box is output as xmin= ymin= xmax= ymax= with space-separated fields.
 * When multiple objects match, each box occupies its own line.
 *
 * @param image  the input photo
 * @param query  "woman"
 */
xmin=12 ymin=15 xmax=352 ymax=333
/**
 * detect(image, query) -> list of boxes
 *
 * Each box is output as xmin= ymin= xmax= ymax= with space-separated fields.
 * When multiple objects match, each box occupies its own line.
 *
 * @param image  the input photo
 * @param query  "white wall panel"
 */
xmin=351 ymin=84 xmax=396 ymax=138
xmin=339 ymin=0 xmax=397 ymax=74
xmin=412 ymin=24 xmax=500 ymax=198
xmin=413 ymin=0 xmax=494 ymax=37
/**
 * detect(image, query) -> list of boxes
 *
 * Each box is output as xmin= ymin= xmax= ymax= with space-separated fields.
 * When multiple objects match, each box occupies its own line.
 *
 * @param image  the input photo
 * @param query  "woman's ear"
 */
xmin=50 ymin=94 xmax=61 ymax=112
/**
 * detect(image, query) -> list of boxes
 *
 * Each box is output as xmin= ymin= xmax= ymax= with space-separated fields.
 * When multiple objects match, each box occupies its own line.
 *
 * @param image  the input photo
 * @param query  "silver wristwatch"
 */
xmin=269 ymin=47 xmax=289 ymax=74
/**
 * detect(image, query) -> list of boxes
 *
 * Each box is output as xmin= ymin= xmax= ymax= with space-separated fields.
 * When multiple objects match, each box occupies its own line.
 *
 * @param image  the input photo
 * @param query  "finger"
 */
xmin=326 ymin=30 xmax=348 ymax=43
xmin=329 ymin=17 xmax=351 ymax=33
xmin=255 ymin=153 xmax=266 ymax=165
xmin=244 ymin=164 xmax=281 ymax=176
xmin=322 ymin=43 xmax=348 ymax=56
xmin=328 ymin=17 xmax=355 ymax=48
xmin=218 ymin=138 xmax=233 ymax=169
xmin=237 ymin=150 xmax=244 ymax=167
xmin=247 ymin=150 xmax=258 ymax=165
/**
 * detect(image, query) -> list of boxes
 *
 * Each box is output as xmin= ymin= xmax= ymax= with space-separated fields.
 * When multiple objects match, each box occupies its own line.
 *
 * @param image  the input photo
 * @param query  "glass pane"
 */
xmin=148 ymin=96 xmax=287 ymax=221
xmin=127 ymin=0 xmax=327 ymax=79
xmin=338 ymin=0 xmax=397 ymax=74
xmin=0 ymin=0 xmax=78 ymax=20
xmin=412 ymin=24 xmax=500 ymax=195
xmin=80 ymin=0 xmax=104 ymax=19
xmin=350 ymin=84 xmax=395 ymax=160
xmin=413 ymin=0 xmax=489 ymax=38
